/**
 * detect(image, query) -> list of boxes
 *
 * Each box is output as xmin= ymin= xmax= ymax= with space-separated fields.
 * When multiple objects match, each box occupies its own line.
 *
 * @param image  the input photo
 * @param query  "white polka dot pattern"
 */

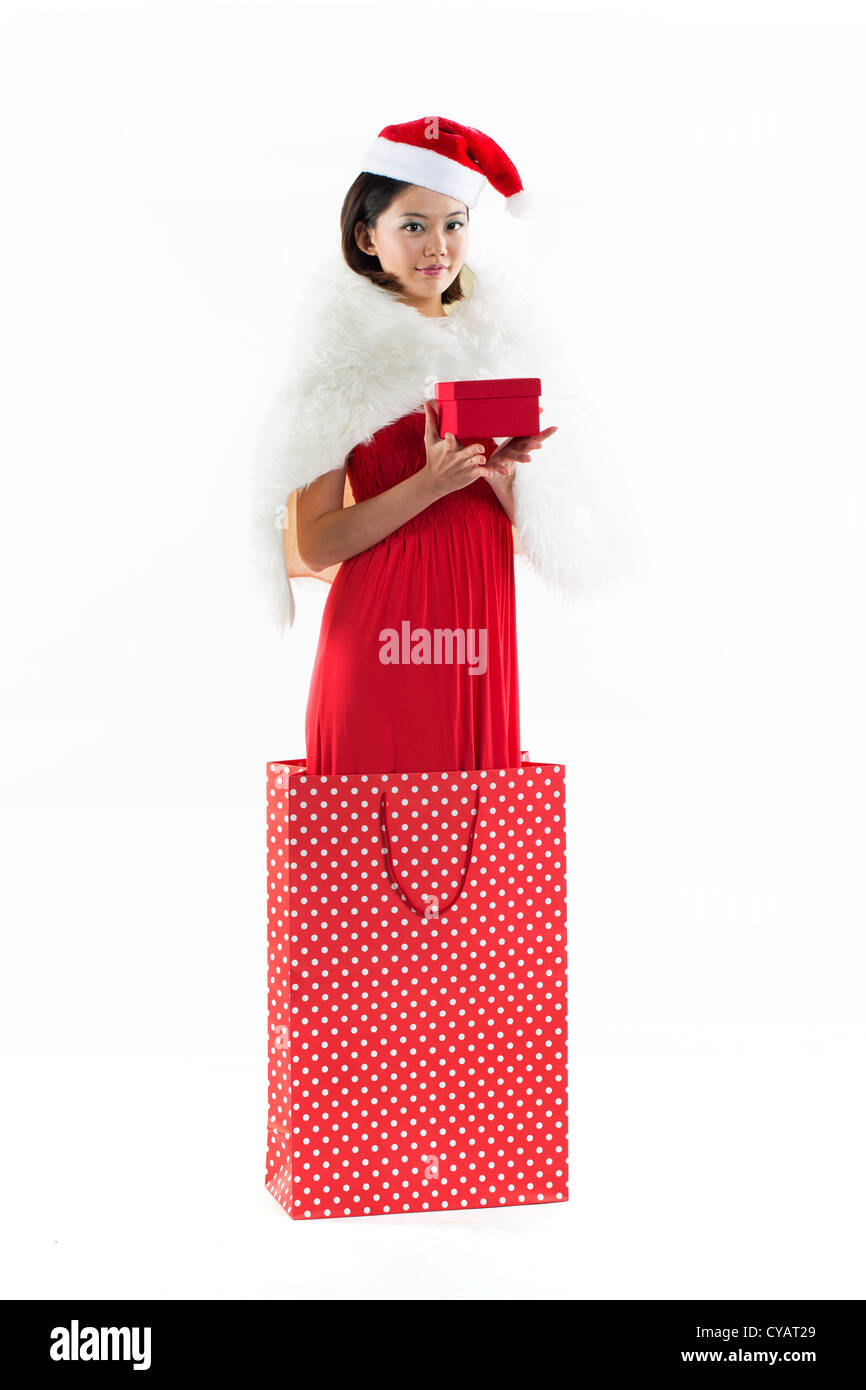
xmin=265 ymin=758 xmax=568 ymax=1220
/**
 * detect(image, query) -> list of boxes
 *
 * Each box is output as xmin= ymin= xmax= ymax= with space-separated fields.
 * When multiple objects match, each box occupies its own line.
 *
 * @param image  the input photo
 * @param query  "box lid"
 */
xmin=434 ymin=377 xmax=541 ymax=402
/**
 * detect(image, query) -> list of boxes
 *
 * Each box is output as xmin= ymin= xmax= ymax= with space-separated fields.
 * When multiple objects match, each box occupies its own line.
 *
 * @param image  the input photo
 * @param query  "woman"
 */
xmin=252 ymin=117 xmax=600 ymax=774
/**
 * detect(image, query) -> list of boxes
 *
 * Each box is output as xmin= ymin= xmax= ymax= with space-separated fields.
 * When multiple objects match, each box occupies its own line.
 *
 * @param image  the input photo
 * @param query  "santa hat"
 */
xmin=359 ymin=115 xmax=532 ymax=219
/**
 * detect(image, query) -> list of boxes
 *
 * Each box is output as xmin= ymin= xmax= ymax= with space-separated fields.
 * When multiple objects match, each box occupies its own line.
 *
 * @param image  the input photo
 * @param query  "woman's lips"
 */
xmin=418 ymin=267 xmax=447 ymax=275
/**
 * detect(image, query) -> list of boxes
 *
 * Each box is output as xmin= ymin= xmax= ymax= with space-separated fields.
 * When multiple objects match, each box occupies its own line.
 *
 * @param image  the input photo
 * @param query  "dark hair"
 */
xmin=340 ymin=172 xmax=469 ymax=306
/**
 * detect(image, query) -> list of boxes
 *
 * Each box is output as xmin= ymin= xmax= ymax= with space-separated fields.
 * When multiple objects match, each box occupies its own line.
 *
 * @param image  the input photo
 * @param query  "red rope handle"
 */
xmin=379 ymin=784 xmax=481 ymax=919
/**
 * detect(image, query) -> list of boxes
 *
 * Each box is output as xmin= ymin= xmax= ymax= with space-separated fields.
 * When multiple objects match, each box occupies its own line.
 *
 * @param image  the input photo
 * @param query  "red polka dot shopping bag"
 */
xmin=265 ymin=753 xmax=568 ymax=1219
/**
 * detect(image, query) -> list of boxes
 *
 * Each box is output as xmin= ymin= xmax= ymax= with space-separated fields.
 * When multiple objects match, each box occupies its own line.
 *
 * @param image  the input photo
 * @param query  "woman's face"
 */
xmin=356 ymin=185 xmax=469 ymax=316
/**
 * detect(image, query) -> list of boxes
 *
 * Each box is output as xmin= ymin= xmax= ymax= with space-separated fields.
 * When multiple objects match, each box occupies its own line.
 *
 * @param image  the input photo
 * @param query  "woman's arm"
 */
xmin=297 ymin=412 xmax=500 ymax=572
xmin=295 ymin=465 xmax=441 ymax=573
xmin=485 ymin=470 xmax=515 ymax=524
xmin=484 ymin=419 xmax=560 ymax=527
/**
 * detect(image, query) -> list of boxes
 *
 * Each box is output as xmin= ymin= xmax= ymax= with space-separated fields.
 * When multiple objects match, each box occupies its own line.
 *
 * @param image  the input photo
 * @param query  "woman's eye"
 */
xmin=402 ymin=222 xmax=464 ymax=232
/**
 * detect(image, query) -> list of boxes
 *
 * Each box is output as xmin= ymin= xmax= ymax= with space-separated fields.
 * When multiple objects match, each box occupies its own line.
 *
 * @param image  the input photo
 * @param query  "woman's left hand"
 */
xmin=486 ymin=414 xmax=559 ymax=477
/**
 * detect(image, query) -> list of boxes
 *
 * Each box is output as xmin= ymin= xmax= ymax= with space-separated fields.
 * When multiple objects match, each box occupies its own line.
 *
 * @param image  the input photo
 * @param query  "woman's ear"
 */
xmin=355 ymin=220 xmax=375 ymax=257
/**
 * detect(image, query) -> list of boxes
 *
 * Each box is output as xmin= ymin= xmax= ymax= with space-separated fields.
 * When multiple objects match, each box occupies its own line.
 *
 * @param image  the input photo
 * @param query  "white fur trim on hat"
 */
xmin=359 ymin=136 xmax=487 ymax=209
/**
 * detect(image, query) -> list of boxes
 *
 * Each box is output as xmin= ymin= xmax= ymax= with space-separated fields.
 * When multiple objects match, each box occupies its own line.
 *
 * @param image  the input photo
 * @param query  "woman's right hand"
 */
xmin=422 ymin=400 xmax=501 ymax=497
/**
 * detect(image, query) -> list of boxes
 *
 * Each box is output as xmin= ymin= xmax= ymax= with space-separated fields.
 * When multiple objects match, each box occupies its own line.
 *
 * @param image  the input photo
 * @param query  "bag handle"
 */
xmin=378 ymin=783 xmax=481 ymax=920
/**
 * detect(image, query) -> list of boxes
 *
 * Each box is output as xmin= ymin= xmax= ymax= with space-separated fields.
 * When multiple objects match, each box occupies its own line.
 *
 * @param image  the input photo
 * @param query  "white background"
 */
xmin=1 ymin=0 xmax=864 ymax=1299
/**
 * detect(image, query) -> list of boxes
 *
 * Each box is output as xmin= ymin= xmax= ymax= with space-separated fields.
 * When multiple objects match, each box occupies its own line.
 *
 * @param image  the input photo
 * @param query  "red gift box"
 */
xmin=265 ymin=754 xmax=568 ymax=1220
xmin=434 ymin=377 xmax=541 ymax=440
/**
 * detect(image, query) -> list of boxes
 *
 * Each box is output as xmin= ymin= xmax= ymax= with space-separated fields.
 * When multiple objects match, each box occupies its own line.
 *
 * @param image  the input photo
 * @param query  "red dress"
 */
xmin=304 ymin=409 xmax=521 ymax=774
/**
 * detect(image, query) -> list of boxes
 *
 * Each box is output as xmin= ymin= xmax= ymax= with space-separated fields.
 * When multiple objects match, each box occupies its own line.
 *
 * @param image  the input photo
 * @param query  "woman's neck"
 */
xmin=396 ymin=293 xmax=448 ymax=319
